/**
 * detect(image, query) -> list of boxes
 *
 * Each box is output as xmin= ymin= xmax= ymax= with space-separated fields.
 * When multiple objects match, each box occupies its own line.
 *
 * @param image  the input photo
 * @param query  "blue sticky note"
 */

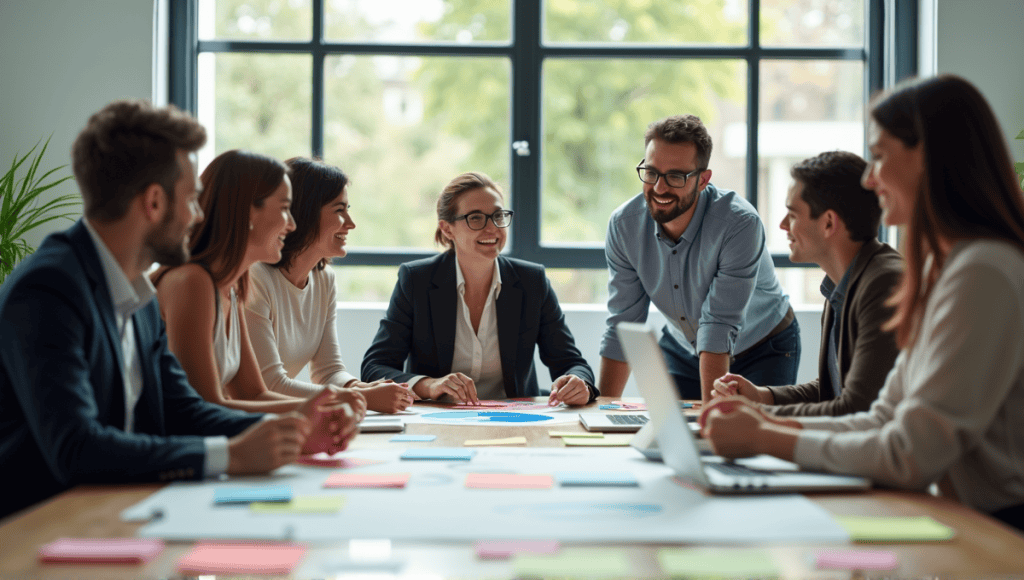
xmin=400 ymin=448 xmax=476 ymax=461
xmin=679 ymin=402 xmax=694 ymax=409
xmin=555 ymin=471 xmax=639 ymax=487
xmin=599 ymin=404 xmax=621 ymax=410
xmin=214 ymin=485 xmax=292 ymax=504
xmin=389 ymin=434 xmax=437 ymax=442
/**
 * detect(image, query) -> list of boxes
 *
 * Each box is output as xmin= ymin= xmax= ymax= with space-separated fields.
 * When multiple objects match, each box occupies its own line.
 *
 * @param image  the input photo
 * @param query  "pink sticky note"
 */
xmin=475 ymin=540 xmax=560 ymax=560
xmin=38 ymin=538 xmax=165 ymax=564
xmin=612 ymin=401 xmax=647 ymax=410
xmin=465 ymin=473 xmax=554 ymax=489
xmin=323 ymin=472 xmax=411 ymax=488
xmin=297 ymin=454 xmax=385 ymax=468
xmin=176 ymin=542 xmax=306 ymax=575
xmin=815 ymin=549 xmax=898 ymax=570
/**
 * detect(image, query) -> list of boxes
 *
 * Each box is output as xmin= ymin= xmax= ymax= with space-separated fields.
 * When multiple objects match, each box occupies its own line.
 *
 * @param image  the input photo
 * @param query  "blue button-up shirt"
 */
xmin=820 ymin=264 xmax=853 ymax=398
xmin=602 ymin=184 xmax=790 ymax=361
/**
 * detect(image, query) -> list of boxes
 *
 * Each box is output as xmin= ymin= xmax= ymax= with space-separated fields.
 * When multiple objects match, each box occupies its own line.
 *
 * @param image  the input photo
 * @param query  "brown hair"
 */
xmin=276 ymin=157 xmax=349 ymax=272
xmin=871 ymin=75 xmax=1024 ymax=348
xmin=188 ymin=150 xmax=290 ymax=300
xmin=644 ymin=115 xmax=713 ymax=170
xmin=434 ymin=172 xmax=504 ymax=251
xmin=791 ymin=151 xmax=881 ymax=242
xmin=72 ymin=99 xmax=206 ymax=221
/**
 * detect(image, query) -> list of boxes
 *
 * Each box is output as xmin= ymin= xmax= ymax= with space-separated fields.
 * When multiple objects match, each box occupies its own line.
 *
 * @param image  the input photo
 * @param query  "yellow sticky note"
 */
xmin=658 ymin=548 xmax=778 ymax=577
xmin=464 ymin=436 xmax=528 ymax=446
xmin=562 ymin=434 xmax=634 ymax=446
xmin=251 ymin=495 xmax=345 ymax=514
xmin=836 ymin=516 xmax=955 ymax=542
xmin=514 ymin=549 xmax=630 ymax=578
xmin=548 ymin=431 xmax=604 ymax=438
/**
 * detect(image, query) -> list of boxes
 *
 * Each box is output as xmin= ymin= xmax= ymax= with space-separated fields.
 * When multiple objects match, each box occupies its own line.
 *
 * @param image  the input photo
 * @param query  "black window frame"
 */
xmin=169 ymin=0 xmax=916 ymax=270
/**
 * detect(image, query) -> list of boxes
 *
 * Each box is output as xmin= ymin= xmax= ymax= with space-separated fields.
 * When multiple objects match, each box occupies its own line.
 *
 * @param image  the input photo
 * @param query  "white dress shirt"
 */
xmin=82 ymin=220 xmax=228 ymax=477
xmin=450 ymin=255 xmax=505 ymax=400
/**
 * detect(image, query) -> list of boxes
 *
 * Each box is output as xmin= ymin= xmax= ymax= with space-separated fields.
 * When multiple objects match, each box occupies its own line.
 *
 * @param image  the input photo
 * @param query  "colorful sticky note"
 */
xmin=548 ymin=431 xmax=604 ymax=438
xmin=464 ymin=436 xmax=528 ymax=446
xmin=658 ymin=548 xmax=778 ymax=577
xmin=323 ymin=473 xmax=410 ymax=488
xmin=297 ymin=454 xmax=385 ymax=468
xmin=251 ymin=495 xmax=346 ymax=514
xmin=38 ymin=538 xmax=165 ymax=564
xmin=465 ymin=473 xmax=554 ymax=489
xmin=835 ymin=516 xmax=955 ymax=542
xmin=514 ymin=549 xmax=630 ymax=578
xmin=562 ymin=434 xmax=634 ymax=447
xmin=176 ymin=542 xmax=306 ymax=575
xmin=213 ymin=485 xmax=292 ymax=504
xmin=475 ymin=540 xmax=560 ymax=560
xmin=555 ymin=471 xmax=639 ymax=487
xmin=612 ymin=401 xmax=647 ymax=410
xmin=389 ymin=434 xmax=436 ymax=442
xmin=815 ymin=549 xmax=898 ymax=570
xmin=401 ymin=448 xmax=476 ymax=460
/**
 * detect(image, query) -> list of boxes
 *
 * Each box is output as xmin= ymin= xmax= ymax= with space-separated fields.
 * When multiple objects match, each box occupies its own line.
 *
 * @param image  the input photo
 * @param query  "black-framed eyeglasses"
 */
xmin=454 ymin=209 xmax=514 ymax=230
xmin=636 ymin=160 xmax=703 ymax=188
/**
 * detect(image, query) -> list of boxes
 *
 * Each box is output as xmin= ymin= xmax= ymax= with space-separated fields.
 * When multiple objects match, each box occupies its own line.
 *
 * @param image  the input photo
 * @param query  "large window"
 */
xmin=170 ymin=0 xmax=914 ymax=306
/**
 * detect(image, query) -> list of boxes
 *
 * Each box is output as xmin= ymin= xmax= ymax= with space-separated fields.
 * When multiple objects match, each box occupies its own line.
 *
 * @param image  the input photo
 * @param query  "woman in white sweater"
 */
xmin=245 ymin=157 xmax=415 ymax=413
xmin=703 ymin=75 xmax=1024 ymax=532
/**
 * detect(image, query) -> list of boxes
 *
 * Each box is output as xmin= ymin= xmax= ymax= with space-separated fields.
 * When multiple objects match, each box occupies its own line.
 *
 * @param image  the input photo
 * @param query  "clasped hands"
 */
xmin=699 ymin=373 xmax=801 ymax=459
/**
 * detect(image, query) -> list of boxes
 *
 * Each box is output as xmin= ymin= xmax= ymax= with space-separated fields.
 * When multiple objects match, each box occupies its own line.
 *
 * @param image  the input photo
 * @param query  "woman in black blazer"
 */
xmin=361 ymin=172 xmax=596 ymax=405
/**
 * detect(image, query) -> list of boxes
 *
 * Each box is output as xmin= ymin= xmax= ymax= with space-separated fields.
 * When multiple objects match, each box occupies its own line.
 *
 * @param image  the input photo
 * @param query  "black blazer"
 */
xmin=361 ymin=252 xmax=596 ymax=399
xmin=0 ymin=220 xmax=261 ymax=519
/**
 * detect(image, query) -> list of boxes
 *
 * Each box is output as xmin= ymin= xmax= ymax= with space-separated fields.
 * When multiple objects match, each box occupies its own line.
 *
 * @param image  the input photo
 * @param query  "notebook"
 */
xmin=616 ymin=322 xmax=871 ymax=494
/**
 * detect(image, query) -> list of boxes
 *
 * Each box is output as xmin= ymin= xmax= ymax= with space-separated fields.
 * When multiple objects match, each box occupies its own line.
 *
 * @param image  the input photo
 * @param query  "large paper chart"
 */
xmin=124 ymin=448 xmax=850 ymax=544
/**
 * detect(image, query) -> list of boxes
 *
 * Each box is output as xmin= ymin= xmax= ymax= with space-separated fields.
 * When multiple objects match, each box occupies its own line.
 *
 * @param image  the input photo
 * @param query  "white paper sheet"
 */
xmin=125 ymin=448 xmax=849 ymax=544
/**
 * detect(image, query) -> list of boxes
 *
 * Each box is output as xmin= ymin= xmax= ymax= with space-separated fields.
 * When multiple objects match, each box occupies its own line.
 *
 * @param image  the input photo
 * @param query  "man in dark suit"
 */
xmin=712 ymin=151 xmax=903 ymax=415
xmin=0 ymin=100 xmax=354 ymax=520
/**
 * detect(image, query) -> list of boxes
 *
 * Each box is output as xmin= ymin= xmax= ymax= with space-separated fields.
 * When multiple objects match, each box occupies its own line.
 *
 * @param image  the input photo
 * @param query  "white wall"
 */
xmin=329 ymin=304 xmax=823 ymax=397
xmin=928 ymin=0 xmax=1024 ymax=160
xmin=0 ymin=0 xmax=159 ymax=250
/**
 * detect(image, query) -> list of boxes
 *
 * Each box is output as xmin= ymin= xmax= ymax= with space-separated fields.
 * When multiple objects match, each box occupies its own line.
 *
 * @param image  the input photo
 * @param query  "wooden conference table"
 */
xmin=2 ymin=397 xmax=1023 ymax=579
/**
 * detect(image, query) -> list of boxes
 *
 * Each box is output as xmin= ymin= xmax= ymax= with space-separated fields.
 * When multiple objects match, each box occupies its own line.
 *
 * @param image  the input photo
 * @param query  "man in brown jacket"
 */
xmin=711 ymin=151 xmax=903 ymax=416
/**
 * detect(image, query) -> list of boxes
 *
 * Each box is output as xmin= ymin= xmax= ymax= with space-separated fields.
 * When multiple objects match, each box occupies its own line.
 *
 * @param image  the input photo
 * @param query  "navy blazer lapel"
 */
xmin=495 ymin=258 xmax=522 ymax=398
xmin=428 ymin=252 xmax=457 ymax=375
xmin=68 ymin=221 xmax=127 ymax=389
xmin=131 ymin=310 xmax=165 ymax=434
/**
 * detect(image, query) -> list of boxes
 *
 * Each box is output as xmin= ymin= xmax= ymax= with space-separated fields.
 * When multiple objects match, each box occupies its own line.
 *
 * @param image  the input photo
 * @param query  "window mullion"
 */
xmin=510 ymin=0 xmax=543 ymax=262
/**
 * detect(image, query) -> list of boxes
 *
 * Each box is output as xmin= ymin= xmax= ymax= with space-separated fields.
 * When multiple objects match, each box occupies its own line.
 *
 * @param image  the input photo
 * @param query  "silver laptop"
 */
xmin=617 ymin=322 xmax=871 ymax=494
xmin=579 ymin=412 xmax=649 ymax=432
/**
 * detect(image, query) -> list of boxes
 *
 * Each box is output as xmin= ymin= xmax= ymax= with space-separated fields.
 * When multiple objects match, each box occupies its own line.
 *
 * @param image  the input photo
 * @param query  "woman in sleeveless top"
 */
xmin=702 ymin=75 xmax=1024 ymax=532
xmin=154 ymin=150 xmax=366 ymax=434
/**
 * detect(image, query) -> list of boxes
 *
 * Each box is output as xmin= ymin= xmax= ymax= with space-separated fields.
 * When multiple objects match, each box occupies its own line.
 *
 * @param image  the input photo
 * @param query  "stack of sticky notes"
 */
xmin=814 ymin=549 xmax=898 ymax=570
xmin=464 ymin=436 xmax=527 ymax=446
xmin=513 ymin=549 xmax=631 ymax=578
xmin=401 ymin=448 xmax=476 ymax=460
xmin=835 ymin=516 xmax=955 ymax=542
xmin=214 ymin=485 xmax=292 ymax=505
xmin=554 ymin=471 xmax=639 ymax=487
xmin=324 ymin=473 xmax=411 ymax=488
xmin=38 ymin=538 xmax=165 ymax=564
xmin=389 ymin=434 xmax=436 ymax=442
xmin=475 ymin=540 xmax=560 ymax=559
xmin=562 ymin=434 xmax=634 ymax=447
xmin=658 ymin=548 xmax=779 ymax=578
xmin=251 ymin=496 xmax=346 ymax=514
xmin=297 ymin=454 xmax=385 ymax=468
xmin=548 ymin=430 xmax=603 ymax=439
xmin=176 ymin=542 xmax=307 ymax=576
xmin=465 ymin=473 xmax=554 ymax=489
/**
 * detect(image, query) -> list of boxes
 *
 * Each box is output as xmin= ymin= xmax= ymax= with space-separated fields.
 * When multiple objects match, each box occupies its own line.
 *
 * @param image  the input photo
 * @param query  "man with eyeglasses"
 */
xmin=599 ymin=115 xmax=799 ymax=404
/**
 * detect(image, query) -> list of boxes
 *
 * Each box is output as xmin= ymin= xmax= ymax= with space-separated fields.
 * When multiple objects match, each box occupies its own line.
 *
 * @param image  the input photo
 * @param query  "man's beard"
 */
xmin=146 ymin=207 xmax=190 ymax=267
xmin=645 ymin=181 xmax=699 ymax=224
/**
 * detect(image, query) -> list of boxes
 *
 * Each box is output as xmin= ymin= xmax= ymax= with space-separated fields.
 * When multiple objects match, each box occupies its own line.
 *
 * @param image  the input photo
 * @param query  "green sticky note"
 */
xmin=658 ymin=548 xmax=778 ymax=578
xmin=562 ymin=434 xmax=633 ymax=446
xmin=836 ymin=516 xmax=955 ymax=542
xmin=548 ymin=431 xmax=604 ymax=438
xmin=514 ymin=549 xmax=630 ymax=578
xmin=251 ymin=495 xmax=345 ymax=514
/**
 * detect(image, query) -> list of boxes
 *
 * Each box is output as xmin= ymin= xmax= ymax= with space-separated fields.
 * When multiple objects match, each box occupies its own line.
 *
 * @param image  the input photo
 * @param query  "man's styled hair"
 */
xmin=276 ymin=157 xmax=349 ymax=272
xmin=434 ymin=172 xmax=504 ymax=251
xmin=644 ymin=115 xmax=714 ymax=169
xmin=791 ymin=151 xmax=881 ymax=242
xmin=72 ymin=100 xmax=206 ymax=222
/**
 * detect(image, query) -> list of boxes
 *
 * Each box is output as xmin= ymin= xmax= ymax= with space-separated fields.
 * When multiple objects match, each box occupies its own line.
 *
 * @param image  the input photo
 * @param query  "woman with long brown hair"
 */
xmin=154 ymin=150 xmax=363 ymax=451
xmin=702 ymin=75 xmax=1024 ymax=531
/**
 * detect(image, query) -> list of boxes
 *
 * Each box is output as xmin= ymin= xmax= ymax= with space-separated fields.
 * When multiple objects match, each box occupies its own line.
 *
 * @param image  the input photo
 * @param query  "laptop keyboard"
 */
xmin=705 ymin=462 xmax=772 ymax=477
xmin=608 ymin=415 xmax=649 ymax=425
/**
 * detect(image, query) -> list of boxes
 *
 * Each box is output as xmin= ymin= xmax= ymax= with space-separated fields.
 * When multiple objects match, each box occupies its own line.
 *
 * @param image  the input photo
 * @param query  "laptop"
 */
xmin=579 ymin=407 xmax=699 ymax=433
xmin=616 ymin=322 xmax=871 ymax=494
